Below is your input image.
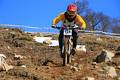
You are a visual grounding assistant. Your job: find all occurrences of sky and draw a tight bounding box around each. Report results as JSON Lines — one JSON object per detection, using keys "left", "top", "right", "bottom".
{"left": 0, "top": 0, "right": 120, "bottom": 32}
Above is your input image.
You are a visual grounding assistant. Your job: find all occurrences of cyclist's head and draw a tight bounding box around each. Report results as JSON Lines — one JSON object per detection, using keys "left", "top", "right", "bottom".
{"left": 67, "top": 4, "right": 77, "bottom": 18}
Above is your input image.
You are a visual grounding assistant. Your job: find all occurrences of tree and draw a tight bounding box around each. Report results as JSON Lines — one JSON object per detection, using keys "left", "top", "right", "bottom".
{"left": 74, "top": 0, "right": 89, "bottom": 16}
{"left": 74, "top": 0, "right": 112, "bottom": 32}
{"left": 95, "top": 12, "right": 111, "bottom": 32}
{"left": 112, "top": 19, "right": 120, "bottom": 33}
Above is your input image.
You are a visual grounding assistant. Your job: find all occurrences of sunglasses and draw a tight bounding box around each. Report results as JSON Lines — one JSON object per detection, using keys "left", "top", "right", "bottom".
{"left": 67, "top": 11, "right": 76, "bottom": 16}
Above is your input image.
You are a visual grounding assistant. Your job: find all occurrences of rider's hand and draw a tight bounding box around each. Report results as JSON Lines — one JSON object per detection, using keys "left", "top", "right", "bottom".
{"left": 74, "top": 29, "right": 78, "bottom": 33}
{"left": 61, "top": 26, "right": 66, "bottom": 30}
{"left": 79, "top": 27, "right": 84, "bottom": 30}
{"left": 51, "top": 25, "right": 56, "bottom": 28}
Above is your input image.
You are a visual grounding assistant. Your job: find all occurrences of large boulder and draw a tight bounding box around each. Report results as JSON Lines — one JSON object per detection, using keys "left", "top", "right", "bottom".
{"left": 95, "top": 49, "right": 115, "bottom": 63}
{"left": 0, "top": 54, "right": 14, "bottom": 71}
{"left": 103, "top": 66, "right": 117, "bottom": 78}
{"left": 43, "top": 39, "right": 52, "bottom": 44}
{"left": 76, "top": 45, "right": 86, "bottom": 52}
{"left": 0, "top": 54, "right": 6, "bottom": 64}
{"left": 116, "top": 46, "right": 120, "bottom": 55}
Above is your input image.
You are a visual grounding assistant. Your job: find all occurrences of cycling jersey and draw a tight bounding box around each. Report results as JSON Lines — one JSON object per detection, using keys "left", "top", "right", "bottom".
{"left": 52, "top": 12, "right": 86, "bottom": 29}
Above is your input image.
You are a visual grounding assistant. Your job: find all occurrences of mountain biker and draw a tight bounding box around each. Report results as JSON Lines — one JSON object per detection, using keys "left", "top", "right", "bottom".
{"left": 52, "top": 4, "right": 86, "bottom": 57}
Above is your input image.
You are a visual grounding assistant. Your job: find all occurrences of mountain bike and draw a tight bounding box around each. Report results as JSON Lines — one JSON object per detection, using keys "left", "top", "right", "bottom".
{"left": 54, "top": 25, "right": 79, "bottom": 66}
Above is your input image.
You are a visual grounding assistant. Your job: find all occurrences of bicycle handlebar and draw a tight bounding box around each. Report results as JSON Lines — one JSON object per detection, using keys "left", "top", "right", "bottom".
{"left": 53, "top": 25, "right": 81, "bottom": 30}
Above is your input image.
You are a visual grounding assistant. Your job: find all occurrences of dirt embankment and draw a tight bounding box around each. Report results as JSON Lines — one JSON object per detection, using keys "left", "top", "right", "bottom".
{"left": 0, "top": 27, "right": 120, "bottom": 80}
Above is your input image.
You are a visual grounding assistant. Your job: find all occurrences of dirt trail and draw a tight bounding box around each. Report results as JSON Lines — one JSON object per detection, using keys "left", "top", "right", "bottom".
{"left": 0, "top": 28, "right": 120, "bottom": 80}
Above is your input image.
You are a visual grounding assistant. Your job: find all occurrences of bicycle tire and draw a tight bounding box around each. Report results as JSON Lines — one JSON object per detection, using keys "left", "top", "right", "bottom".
{"left": 63, "top": 37, "right": 69, "bottom": 66}
{"left": 67, "top": 39, "right": 72, "bottom": 64}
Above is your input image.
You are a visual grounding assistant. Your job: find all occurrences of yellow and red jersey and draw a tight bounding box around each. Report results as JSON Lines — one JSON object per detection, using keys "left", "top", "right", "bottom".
{"left": 52, "top": 12, "right": 86, "bottom": 29}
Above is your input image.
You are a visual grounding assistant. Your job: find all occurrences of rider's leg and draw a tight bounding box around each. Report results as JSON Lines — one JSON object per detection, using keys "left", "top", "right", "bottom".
{"left": 72, "top": 29, "right": 78, "bottom": 49}
{"left": 58, "top": 30, "right": 64, "bottom": 57}
{"left": 71, "top": 29, "right": 78, "bottom": 55}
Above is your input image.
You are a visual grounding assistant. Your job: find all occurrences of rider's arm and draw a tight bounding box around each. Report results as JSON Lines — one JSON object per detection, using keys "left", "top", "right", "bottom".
{"left": 75, "top": 15, "right": 86, "bottom": 29}
{"left": 52, "top": 13, "right": 64, "bottom": 25}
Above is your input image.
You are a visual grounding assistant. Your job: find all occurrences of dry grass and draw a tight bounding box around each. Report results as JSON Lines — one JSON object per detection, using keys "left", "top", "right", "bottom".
{"left": 0, "top": 27, "right": 120, "bottom": 80}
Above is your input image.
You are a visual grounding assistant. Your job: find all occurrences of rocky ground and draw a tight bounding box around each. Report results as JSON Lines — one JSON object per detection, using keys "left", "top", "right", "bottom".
{"left": 0, "top": 27, "right": 120, "bottom": 80}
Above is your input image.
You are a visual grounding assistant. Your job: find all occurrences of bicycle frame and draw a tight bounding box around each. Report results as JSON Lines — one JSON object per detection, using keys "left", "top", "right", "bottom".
{"left": 63, "top": 32, "right": 73, "bottom": 66}
{"left": 54, "top": 25, "right": 79, "bottom": 66}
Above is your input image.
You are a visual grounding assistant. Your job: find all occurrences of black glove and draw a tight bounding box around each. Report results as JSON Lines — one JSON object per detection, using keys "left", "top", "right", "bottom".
{"left": 51, "top": 25, "right": 56, "bottom": 28}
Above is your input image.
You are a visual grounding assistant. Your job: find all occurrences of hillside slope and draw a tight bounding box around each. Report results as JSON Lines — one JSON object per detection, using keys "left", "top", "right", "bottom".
{"left": 0, "top": 27, "right": 120, "bottom": 80}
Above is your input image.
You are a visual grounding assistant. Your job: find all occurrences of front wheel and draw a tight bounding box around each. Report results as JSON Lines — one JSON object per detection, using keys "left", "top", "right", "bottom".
{"left": 63, "top": 38, "right": 68, "bottom": 66}
{"left": 63, "top": 37, "right": 72, "bottom": 66}
{"left": 67, "top": 40, "right": 72, "bottom": 63}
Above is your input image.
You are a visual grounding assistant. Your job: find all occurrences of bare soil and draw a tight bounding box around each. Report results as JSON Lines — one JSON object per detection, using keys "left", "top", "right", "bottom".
{"left": 0, "top": 27, "right": 120, "bottom": 80}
